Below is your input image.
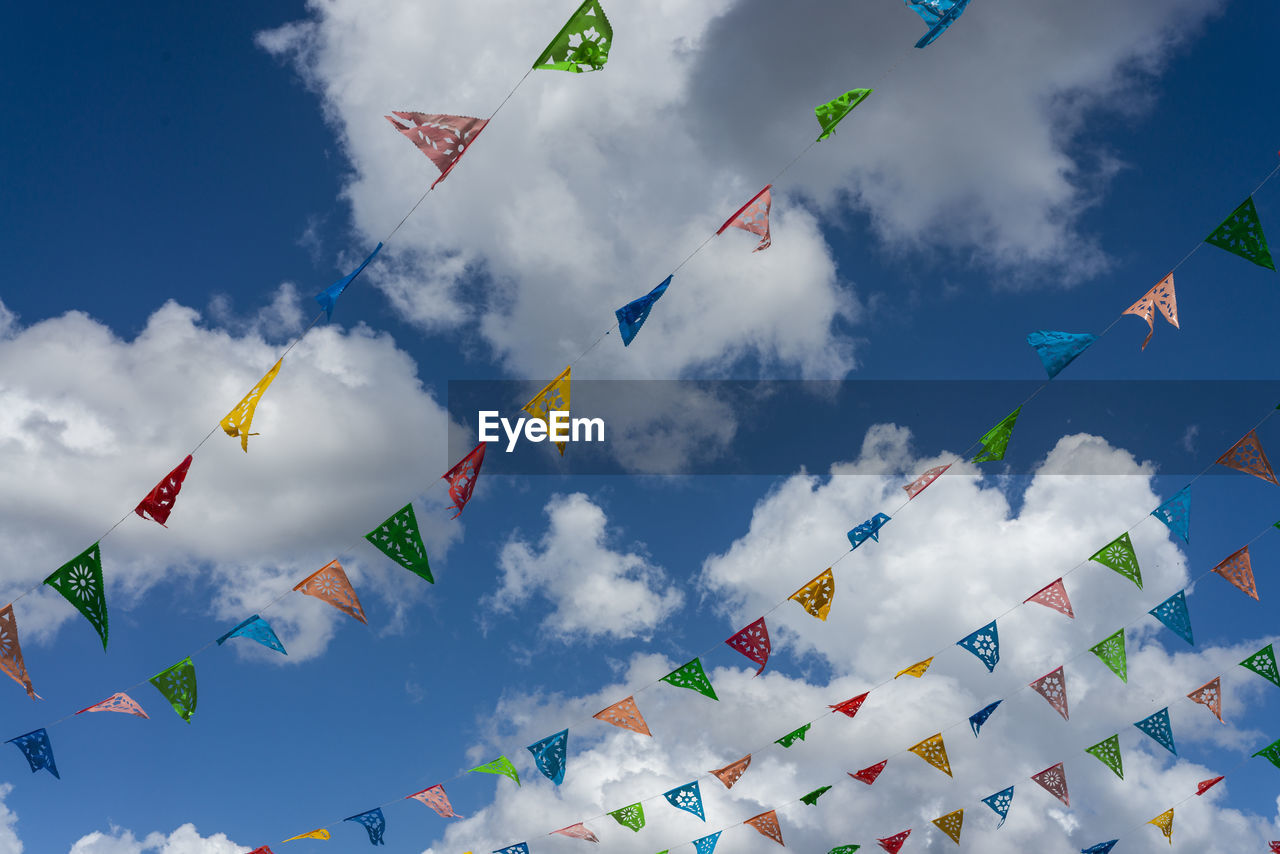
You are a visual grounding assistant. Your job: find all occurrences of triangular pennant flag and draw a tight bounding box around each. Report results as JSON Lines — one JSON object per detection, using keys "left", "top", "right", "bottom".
{"left": 616, "top": 276, "right": 672, "bottom": 346}
{"left": 495, "top": 845, "right": 529, "bottom": 854}
{"left": 385, "top": 112, "right": 489, "bottom": 188}
{"left": 0, "top": 605, "right": 36, "bottom": 698}
{"left": 908, "top": 733, "right": 952, "bottom": 777}
{"left": 344, "top": 808, "right": 385, "bottom": 846}
{"left": 775, "top": 723, "right": 811, "bottom": 748}
{"left": 1187, "top": 677, "right": 1223, "bottom": 722}
{"left": 829, "top": 847, "right": 861, "bottom": 854}
{"left": 77, "top": 692, "right": 148, "bottom": 718}
{"left": 1026, "top": 331, "right": 1097, "bottom": 379}
{"left": 932, "top": 809, "right": 963, "bottom": 844}
{"left": 1081, "top": 841, "right": 1118, "bottom": 854}
{"left": 6, "top": 728, "right": 58, "bottom": 779}
{"left": 533, "top": 0, "right": 613, "bottom": 72}
{"left": 744, "top": 811, "right": 784, "bottom": 846}
{"left": 134, "top": 454, "right": 193, "bottom": 526}
{"left": 1085, "top": 734, "right": 1124, "bottom": 779}
{"left": 1151, "top": 486, "right": 1190, "bottom": 543}
{"left": 1089, "top": 629, "right": 1127, "bottom": 683}
{"left": 366, "top": 503, "right": 433, "bottom": 583}
{"left": 216, "top": 615, "right": 287, "bottom": 655}
{"left": 660, "top": 658, "right": 718, "bottom": 700}
{"left": 982, "top": 786, "right": 1013, "bottom": 828}
{"left": 1134, "top": 708, "right": 1177, "bottom": 755}
{"left": 1241, "top": 643, "right": 1280, "bottom": 687}
{"left": 608, "top": 803, "right": 644, "bottom": 831}
{"left": 663, "top": 781, "right": 704, "bottom": 820}
{"left": 789, "top": 568, "right": 835, "bottom": 621}
{"left": 149, "top": 657, "right": 197, "bottom": 722}
{"left": 283, "top": 829, "right": 330, "bottom": 842}
{"left": 442, "top": 442, "right": 486, "bottom": 518}
{"left": 1212, "top": 545, "right": 1259, "bottom": 600}
{"left": 876, "top": 830, "right": 910, "bottom": 854}
{"left": 851, "top": 760, "right": 887, "bottom": 785}
{"left": 830, "top": 692, "right": 869, "bottom": 718}
{"left": 522, "top": 366, "right": 572, "bottom": 455}
{"left": 1272, "top": 844, "right": 1280, "bottom": 854}
{"left": 593, "top": 695, "right": 652, "bottom": 735}
{"left": 220, "top": 359, "right": 282, "bottom": 452}
{"left": 956, "top": 621, "right": 1000, "bottom": 672}
{"left": 1195, "top": 776, "right": 1224, "bottom": 795}
{"left": 1123, "top": 273, "right": 1179, "bottom": 350}
{"left": 1149, "top": 590, "right": 1194, "bottom": 645}
{"left": 693, "top": 832, "right": 722, "bottom": 854}
{"left": 718, "top": 186, "right": 772, "bottom": 252}
{"left": 710, "top": 754, "right": 751, "bottom": 789}
{"left": 315, "top": 243, "right": 383, "bottom": 321}
{"left": 725, "top": 616, "right": 771, "bottom": 675}
{"left": 407, "top": 784, "right": 461, "bottom": 818}
{"left": 552, "top": 824, "right": 598, "bottom": 843}
{"left": 527, "top": 729, "right": 568, "bottom": 785}
{"left": 294, "top": 560, "right": 367, "bottom": 624}
{"left": 1030, "top": 666, "right": 1069, "bottom": 720}
{"left": 1216, "top": 431, "right": 1278, "bottom": 485}
{"left": 1024, "top": 578, "right": 1074, "bottom": 618}
{"left": 43, "top": 541, "right": 108, "bottom": 650}
{"left": 1205, "top": 196, "right": 1276, "bottom": 270}
{"left": 799, "top": 785, "right": 831, "bottom": 806}
{"left": 969, "top": 700, "right": 1001, "bottom": 737}
{"left": 249, "top": 847, "right": 275, "bottom": 854}
{"left": 468, "top": 756, "right": 520, "bottom": 786}
{"left": 896, "top": 657, "right": 933, "bottom": 679}
{"left": 847, "top": 513, "right": 891, "bottom": 549}
{"left": 1147, "top": 807, "right": 1174, "bottom": 845}
{"left": 1030, "top": 762, "right": 1069, "bottom": 806}
{"left": 903, "top": 463, "right": 951, "bottom": 499}
{"left": 1089, "top": 532, "right": 1143, "bottom": 589}
{"left": 1252, "top": 737, "right": 1280, "bottom": 768}
{"left": 972, "top": 407, "right": 1021, "bottom": 462}
{"left": 815, "top": 89, "right": 872, "bottom": 141}
{"left": 905, "top": 0, "right": 973, "bottom": 48}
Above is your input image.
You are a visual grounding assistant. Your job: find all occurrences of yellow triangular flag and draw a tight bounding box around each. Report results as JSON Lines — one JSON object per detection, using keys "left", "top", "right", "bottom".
{"left": 220, "top": 358, "right": 283, "bottom": 452}
{"left": 788, "top": 568, "right": 835, "bottom": 621}
{"left": 284, "top": 828, "right": 331, "bottom": 841}
{"left": 1148, "top": 808, "right": 1174, "bottom": 845}
{"left": 522, "top": 365, "right": 572, "bottom": 455}
{"left": 931, "top": 809, "right": 963, "bottom": 844}
{"left": 895, "top": 657, "right": 933, "bottom": 679}
{"left": 908, "top": 733, "right": 952, "bottom": 777}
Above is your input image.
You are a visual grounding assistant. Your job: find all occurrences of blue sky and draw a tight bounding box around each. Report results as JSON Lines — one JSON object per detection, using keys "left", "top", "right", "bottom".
{"left": 2, "top": 1, "right": 1280, "bottom": 853}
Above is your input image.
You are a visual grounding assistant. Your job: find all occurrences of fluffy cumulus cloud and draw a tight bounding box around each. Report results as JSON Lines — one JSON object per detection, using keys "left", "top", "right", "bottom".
{"left": 0, "top": 293, "right": 458, "bottom": 662}
{"left": 0, "top": 785, "right": 20, "bottom": 854}
{"left": 257, "top": 0, "right": 1221, "bottom": 381}
{"left": 491, "top": 493, "right": 683, "bottom": 641}
{"left": 68, "top": 823, "right": 246, "bottom": 854}
{"left": 416, "top": 427, "right": 1270, "bottom": 853}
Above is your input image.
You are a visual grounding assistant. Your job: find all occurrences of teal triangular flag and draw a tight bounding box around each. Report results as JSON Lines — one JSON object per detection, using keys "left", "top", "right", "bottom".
{"left": 1026, "top": 331, "right": 1096, "bottom": 379}
{"left": 1134, "top": 707, "right": 1177, "bottom": 755}
{"left": 1151, "top": 486, "right": 1190, "bottom": 543}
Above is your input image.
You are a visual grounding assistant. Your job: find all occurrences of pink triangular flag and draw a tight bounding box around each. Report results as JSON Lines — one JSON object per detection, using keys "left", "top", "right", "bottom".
{"left": 385, "top": 112, "right": 489, "bottom": 188}
{"left": 1029, "top": 666, "right": 1069, "bottom": 720}
{"left": 903, "top": 463, "right": 951, "bottom": 499}
{"left": 717, "top": 185, "right": 772, "bottom": 251}
{"left": 1216, "top": 430, "right": 1278, "bottom": 485}
{"left": 1024, "top": 578, "right": 1074, "bottom": 618}
{"left": 1212, "top": 545, "right": 1259, "bottom": 600}
{"left": 407, "top": 784, "right": 462, "bottom": 818}
{"left": 551, "top": 824, "right": 599, "bottom": 843}
{"left": 1188, "top": 677, "right": 1224, "bottom": 722}
{"left": 724, "top": 616, "right": 770, "bottom": 675}
{"left": 76, "top": 691, "right": 148, "bottom": 718}
{"left": 1123, "top": 273, "right": 1178, "bottom": 350}
{"left": 1031, "top": 762, "right": 1070, "bottom": 806}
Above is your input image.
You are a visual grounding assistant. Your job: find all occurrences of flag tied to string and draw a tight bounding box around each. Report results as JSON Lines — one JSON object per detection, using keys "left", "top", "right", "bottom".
{"left": 77, "top": 691, "right": 148, "bottom": 718}
{"left": 0, "top": 605, "right": 36, "bottom": 698}
{"left": 134, "top": 455, "right": 192, "bottom": 526}
{"left": 593, "top": 695, "right": 651, "bottom": 735}
{"left": 1026, "top": 331, "right": 1096, "bottom": 378}
{"left": 407, "top": 784, "right": 461, "bottom": 818}
{"left": 522, "top": 366, "right": 572, "bottom": 455}
{"left": 903, "top": 0, "right": 973, "bottom": 48}
{"left": 816, "top": 89, "right": 872, "bottom": 140}
{"left": 616, "top": 276, "right": 671, "bottom": 346}
{"left": 44, "top": 542, "right": 108, "bottom": 650}
{"left": 294, "top": 560, "right": 367, "bottom": 624}
{"left": 1123, "top": 273, "right": 1178, "bottom": 350}
{"left": 442, "top": 442, "right": 486, "bottom": 518}
{"left": 315, "top": 243, "right": 383, "bottom": 321}
{"left": 1205, "top": 196, "right": 1275, "bottom": 271}
{"left": 725, "top": 616, "right": 770, "bottom": 675}
{"left": 386, "top": 112, "right": 488, "bottom": 188}
{"left": 150, "top": 657, "right": 197, "bottom": 722}
{"left": 533, "top": 0, "right": 613, "bottom": 72}
{"left": 6, "top": 728, "right": 58, "bottom": 779}
{"left": 220, "top": 359, "right": 282, "bottom": 452}
{"left": 718, "top": 186, "right": 772, "bottom": 251}
{"left": 366, "top": 503, "right": 433, "bottom": 583}
{"left": 216, "top": 615, "right": 287, "bottom": 655}
{"left": 932, "top": 808, "right": 964, "bottom": 844}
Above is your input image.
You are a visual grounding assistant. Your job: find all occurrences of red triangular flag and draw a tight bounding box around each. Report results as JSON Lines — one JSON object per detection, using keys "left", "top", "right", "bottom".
{"left": 830, "top": 692, "right": 869, "bottom": 718}
{"left": 1216, "top": 430, "right": 1278, "bottom": 485}
{"left": 1212, "top": 545, "right": 1259, "bottom": 600}
{"left": 1031, "top": 762, "right": 1070, "bottom": 806}
{"left": 551, "top": 824, "right": 599, "bottom": 843}
{"left": 851, "top": 759, "right": 887, "bottom": 785}
{"left": 0, "top": 605, "right": 36, "bottom": 699}
{"left": 1269, "top": 842, "right": 1280, "bottom": 854}
{"left": 386, "top": 112, "right": 489, "bottom": 188}
{"left": 725, "top": 616, "right": 770, "bottom": 675}
{"left": 442, "top": 443, "right": 486, "bottom": 518}
{"left": 1188, "top": 677, "right": 1224, "bottom": 722}
{"left": 134, "top": 454, "right": 193, "bottom": 526}
{"left": 1195, "top": 775, "right": 1224, "bottom": 795}
{"left": 1029, "top": 666, "right": 1069, "bottom": 720}
{"left": 744, "top": 810, "right": 785, "bottom": 846}
{"left": 877, "top": 830, "right": 911, "bottom": 854}
{"left": 717, "top": 185, "right": 772, "bottom": 251}
{"left": 1024, "top": 577, "right": 1074, "bottom": 618}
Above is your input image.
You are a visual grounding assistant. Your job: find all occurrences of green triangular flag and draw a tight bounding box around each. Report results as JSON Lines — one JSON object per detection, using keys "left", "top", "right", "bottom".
{"left": 43, "top": 541, "right": 109, "bottom": 650}
{"left": 468, "top": 756, "right": 520, "bottom": 786}
{"left": 815, "top": 89, "right": 872, "bottom": 141}
{"left": 1252, "top": 737, "right": 1280, "bottom": 769}
{"left": 1089, "top": 628, "right": 1128, "bottom": 683}
{"left": 972, "top": 407, "right": 1021, "bottom": 462}
{"left": 365, "top": 503, "right": 432, "bottom": 583}
{"left": 1205, "top": 196, "right": 1276, "bottom": 271}
{"left": 533, "top": 0, "right": 612, "bottom": 73}
{"left": 775, "top": 723, "right": 811, "bottom": 748}
{"left": 828, "top": 847, "right": 861, "bottom": 854}
{"left": 800, "top": 785, "right": 832, "bottom": 805}
{"left": 609, "top": 802, "right": 645, "bottom": 831}
{"left": 661, "top": 657, "right": 718, "bottom": 700}
{"left": 1085, "top": 734, "right": 1124, "bottom": 779}
{"left": 1240, "top": 643, "right": 1280, "bottom": 688}
{"left": 1089, "top": 532, "right": 1143, "bottom": 589}
{"left": 150, "top": 657, "right": 197, "bottom": 722}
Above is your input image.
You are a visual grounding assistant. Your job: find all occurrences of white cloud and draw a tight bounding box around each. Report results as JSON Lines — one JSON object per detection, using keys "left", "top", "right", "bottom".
{"left": 0, "top": 785, "right": 21, "bottom": 854}
{"left": 68, "top": 823, "right": 247, "bottom": 854}
{"left": 491, "top": 493, "right": 683, "bottom": 641}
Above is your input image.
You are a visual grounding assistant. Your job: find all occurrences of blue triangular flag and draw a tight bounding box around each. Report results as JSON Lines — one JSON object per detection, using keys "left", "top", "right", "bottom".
{"left": 1148, "top": 590, "right": 1193, "bottom": 645}
{"left": 957, "top": 621, "right": 1000, "bottom": 672}
{"left": 494, "top": 845, "right": 530, "bottom": 854}
{"left": 527, "top": 729, "right": 568, "bottom": 785}
{"left": 615, "top": 275, "right": 672, "bottom": 346}
{"left": 1026, "top": 331, "right": 1097, "bottom": 379}
{"left": 6, "top": 728, "right": 58, "bottom": 779}
{"left": 969, "top": 700, "right": 1001, "bottom": 736}
{"left": 1151, "top": 486, "right": 1190, "bottom": 543}
{"left": 981, "top": 785, "right": 1013, "bottom": 828}
{"left": 1081, "top": 841, "right": 1118, "bottom": 854}
{"left": 316, "top": 242, "right": 384, "bottom": 321}
{"left": 693, "top": 832, "right": 722, "bottom": 854}
{"left": 905, "top": 0, "right": 973, "bottom": 48}
{"left": 344, "top": 807, "right": 386, "bottom": 845}
{"left": 216, "top": 614, "right": 287, "bottom": 655}
{"left": 663, "top": 781, "right": 705, "bottom": 820}
{"left": 1134, "top": 707, "right": 1177, "bottom": 755}
{"left": 847, "top": 512, "right": 891, "bottom": 550}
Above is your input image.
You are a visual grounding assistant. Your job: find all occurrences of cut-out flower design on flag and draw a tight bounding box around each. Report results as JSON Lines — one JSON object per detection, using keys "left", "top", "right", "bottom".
{"left": 1212, "top": 545, "right": 1259, "bottom": 599}
{"left": 847, "top": 513, "right": 891, "bottom": 550}
{"left": 0, "top": 605, "right": 36, "bottom": 698}
{"left": 908, "top": 733, "right": 952, "bottom": 777}
{"left": 532, "top": 0, "right": 613, "bottom": 72}
{"left": 365, "top": 503, "right": 433, "bottom": 583}
{"left": 1089, "top": 532, "right": 1143, "bottom": 589}
{"left": 1149, "top": 590, "right": 1193, "bottom": 645}
{"left": 1031, "top": 762, "right": 1069, "bottom": 806}
{"left": 1085, "top": 734, "right": 1124, "bottom": 779}
{"left": 1216, "top": 430, "right": 1278, "bottom": 485}
{"left": 660, "top": 658, "right": 717, "bottom": 700}
{"left": 982, "top": 786, "right": 1013, "bottom": 828}
{"left": 1134, "top": 708, "right": 1177, "bottom": 755}
{"left": 385, "top": 112, "right": 489, "bottom": 188}
{"left": 972, "top": 407, "right": 1021, "bottom": 462}
{"left": 294, "top": 560, "right": 367, "bottom": 624}
{"left": 77, "top": 691, "right": 148, "bottom": 718}
{"left": 815, "top": 89, "right": 872, "bottom": 140}
{"left": 468, "top": 756, "right": 520, "bottom": 786}
{"left": 1150, "top": 485, "right": 1190, "bottom": 542}
{"left": 1241, "top": 643, "right": 1280, "bottom": 687}
{"left": 710, "top": 754, "right": 751, "bottom": 789}
{"left": 1204, "top": 196, "right": 1275, "bottom": 270}
{"left": 1195, "top": 776, "right": 1224, "bottom": 795}
{"left": 1147, "top": 808, "right": 1174, "bottom": 845}
{"left": 1123, "top": 273, "right": 1179, "bottom": 350}
{"left": 775, "top": 723, "right": 811, "bottom": 748}
{"left": 896, "top": 657, "right": 933, "bottom": 679}
{"left": 609, "top": 803, "right": 644, "bottom": 832}
{"left": 956, "top": 621, "right": 1000, "bottom": 672}
{"left": 345, "top": 808, "right": 386, "bottom": 846}
{"left": 43, "top": 542, "right": 108, "bottom": 650}
{"left": 663, "top": 781, "right": 704, "bottom": 820}
{"left": 149, "top": 657, "right": 197, "bottom": 722}
{"left": 527, "top": 729, "right": 568, "bottom": 785}
{"left": 1024, "top": 577, "right": 1074, "bottom": 618}
{"left": 1089, "top": 629, "right": 1127, "bottom": 683}
{"left": 693, "top": 832, "right": 722, "bottom": 854}
{"left": 1188, "top": 677, "right": 1224, "bottom": 722}
{"left": 725, "top": 616, "right": 771, "bottom": 675}
{"left": 593, "top": 695, "right": 651, "bottom": 735}
{"left": 615, "top": 277, "right": 672, "bottom": 347}
{"left": 522, "top": 366, "right": 572, "bottom": 455}
{"left": 744, "top": 810, "right": 784, "bottom": 846}
{"left": 1030, "top": 666, "right": 1069, "bottom": 720}
{"left": 932, "top": 808, "right": 964, "bottom": 844}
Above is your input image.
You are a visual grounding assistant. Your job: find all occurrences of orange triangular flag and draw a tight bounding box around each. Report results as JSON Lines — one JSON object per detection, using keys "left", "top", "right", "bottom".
{"left": 895, "top": 657, "right": 933, "bottom": 679}
{"left": 710, "top": 754, "right": 751, "bottom": 789}
{"left": 1212, "top": 545, "right": 1259, "bottom": 600}
{"left": 1188, "top": 677, "right": 1224, "bottom": 722}
{"left": 1216, "top": 430, "right": 1278, "bottom": 485}
{"left": 908, "top": 733, "right": 952, "bottom": 777}
{"left": 789, "top": 568, "right": 835, "bottom": 621}
{"left": 294, "top": 560, "right": 368, "bottom": 624}
{"left": 593, "top": 695, "right": 651, "bottom": 736}
{"left": 744, "top": 811, "right": 784, "bottom": 846}
{"left": 0, "top": 605, "right": 36, "bottom": 699}
{"left": 1123, "top": 273, "right": 1178, "bottom": 350}
{"left": 932, "top": 809, "right": 963, "bottom": 844}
